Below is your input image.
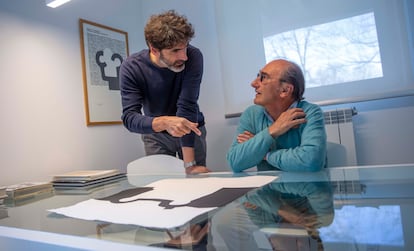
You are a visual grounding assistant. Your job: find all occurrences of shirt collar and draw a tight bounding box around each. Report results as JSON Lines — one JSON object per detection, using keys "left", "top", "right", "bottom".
{"left": 264, "top": 101, "right": 299, "bottom": 122}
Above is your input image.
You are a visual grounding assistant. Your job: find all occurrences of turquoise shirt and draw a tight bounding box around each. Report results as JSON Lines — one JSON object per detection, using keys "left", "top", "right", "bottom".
{"left": 226, "top": 101, "right": 327, "bottom": 172}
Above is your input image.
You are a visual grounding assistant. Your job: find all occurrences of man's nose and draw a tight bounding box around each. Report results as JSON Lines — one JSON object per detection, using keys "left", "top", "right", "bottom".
{"left": 251, "top": 77, "right": 260, "bottom": 88}
{"left": 178, "top": 50, "right": 188, "bottom": 61}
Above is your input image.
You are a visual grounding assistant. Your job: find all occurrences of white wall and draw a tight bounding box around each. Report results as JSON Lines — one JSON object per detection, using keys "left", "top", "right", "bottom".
{"left": 0, "top": 0, "right": 235, "bottom": 187}
{"left": 1, "top": 0, "right": 414, "bottom": 186}
{"left": 0, "top": 0, "right": 146, "bottom": 186}
{"left": 322, "top": 96, "right": 414, "bottom": 166}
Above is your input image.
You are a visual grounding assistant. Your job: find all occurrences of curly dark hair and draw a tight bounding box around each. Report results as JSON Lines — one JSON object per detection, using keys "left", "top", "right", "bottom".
{"left": 144, "top": 10, "right": 195, "bottom": 50}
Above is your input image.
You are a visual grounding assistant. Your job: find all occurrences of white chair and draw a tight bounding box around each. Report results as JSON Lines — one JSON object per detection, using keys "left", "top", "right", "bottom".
{"left": 125, "top": 154, "right": 207, "bottom": 249}
{"left": 127, "top": 154, "right": 185, "bottom": 175}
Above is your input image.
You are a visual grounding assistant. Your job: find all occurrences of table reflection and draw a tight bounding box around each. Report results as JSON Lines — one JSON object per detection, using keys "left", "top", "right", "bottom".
{"left": 212, "top": 172, "right": 334, "bottom": 251}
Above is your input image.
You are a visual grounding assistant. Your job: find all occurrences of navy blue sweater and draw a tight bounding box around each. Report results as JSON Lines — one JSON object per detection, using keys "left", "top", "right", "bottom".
{"left": 119, "top": 45, "right": 205, "bottom": 147}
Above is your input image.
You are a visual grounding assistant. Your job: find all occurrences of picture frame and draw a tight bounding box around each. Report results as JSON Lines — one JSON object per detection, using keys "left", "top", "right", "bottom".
{"left": 79, "top": 19, "right": 129, "bottom": 126}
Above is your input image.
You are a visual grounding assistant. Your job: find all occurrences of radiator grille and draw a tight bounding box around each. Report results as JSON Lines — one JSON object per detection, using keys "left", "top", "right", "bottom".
{"left": 324, "top": 107, "right": 357, "bottom": 125}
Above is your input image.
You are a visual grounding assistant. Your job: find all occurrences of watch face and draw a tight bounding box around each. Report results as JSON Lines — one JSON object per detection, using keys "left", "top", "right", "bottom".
{"left": 184, "top": 160, "right": 196, "bottom": 169}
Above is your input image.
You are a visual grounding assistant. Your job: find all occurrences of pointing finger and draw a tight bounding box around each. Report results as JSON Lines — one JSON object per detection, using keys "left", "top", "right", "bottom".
{"left": 190, "top": 125, "right": 201, "bottom": 136}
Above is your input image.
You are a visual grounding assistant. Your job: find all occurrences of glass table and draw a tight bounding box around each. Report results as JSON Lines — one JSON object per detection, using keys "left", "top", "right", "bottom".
{"left": 1, "top": 164, "right": 413, "bottom": 251}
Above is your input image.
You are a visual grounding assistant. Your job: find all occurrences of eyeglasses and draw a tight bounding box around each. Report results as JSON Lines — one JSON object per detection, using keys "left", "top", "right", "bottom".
{"left": 256, "top": 72, "right": 286, "bottom": 84}
{"left": 257, "top": 72, "right": 271, "bottom": 82}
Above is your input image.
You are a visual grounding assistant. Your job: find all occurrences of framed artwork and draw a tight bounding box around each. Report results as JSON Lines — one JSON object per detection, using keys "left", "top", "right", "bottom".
{"left": 79, "top": 19, "right": 129, "bottom": 125}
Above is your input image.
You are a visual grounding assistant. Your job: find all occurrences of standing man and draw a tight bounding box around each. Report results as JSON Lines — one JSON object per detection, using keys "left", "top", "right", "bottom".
{"left": 227, "top": 59, "right": 327, "bottom": 172}
{"left": 120, "top": 10, "right": 209, "bottom": 174}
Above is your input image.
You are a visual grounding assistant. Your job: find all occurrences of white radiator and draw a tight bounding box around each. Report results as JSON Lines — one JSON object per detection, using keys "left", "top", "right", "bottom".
{"left": 324, "top": 107, "right": 358, "bottom": 167}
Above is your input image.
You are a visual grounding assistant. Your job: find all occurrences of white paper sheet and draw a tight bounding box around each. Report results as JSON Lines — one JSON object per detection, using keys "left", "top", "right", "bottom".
{"left": 48, "top": 175, "right": 277, "bottom": 229}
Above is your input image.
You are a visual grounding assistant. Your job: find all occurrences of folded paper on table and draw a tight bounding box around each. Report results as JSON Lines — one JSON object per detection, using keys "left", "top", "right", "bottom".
{"left": 48, "top": 175, "right": 277, "bottom": 229}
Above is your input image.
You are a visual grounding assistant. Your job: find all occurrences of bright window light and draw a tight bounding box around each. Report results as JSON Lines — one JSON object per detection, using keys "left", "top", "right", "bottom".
{"left": 319, "top": 205, "right": 404, "bottom": 246}
{"left": 263, "top": 12, "right": 383, "bottom": 88}
{"left": 46, "top": 0, "right": 71, "bottom": 8}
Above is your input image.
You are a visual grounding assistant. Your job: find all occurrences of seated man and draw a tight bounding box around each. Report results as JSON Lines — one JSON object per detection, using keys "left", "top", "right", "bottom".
{"left": 226, "top": 59, "right": 327, "bottom": 172}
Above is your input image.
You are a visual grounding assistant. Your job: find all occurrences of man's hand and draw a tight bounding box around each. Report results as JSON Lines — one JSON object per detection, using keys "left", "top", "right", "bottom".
{"left": 153, "top": 116, "right": 201, "bottom": 137}
{"left": 166, "top": 222, "right": 210, "bottom": 246}
{"left": 237, "top": 131, "right": 255, "bottom": 143}
{"left": 236, "top": 131, "right": 267, "bottom": 160}
{"left": 278, "top": 204, "right": 318, "bottom": 230}
{"left": 186, "top": 165, "right": 211, "bottom": 174}
{"left": 243, "top": 201, "right": 258, "bottom": 210}
{"left": 268, "top": 108, "right": 306, "bottom": 137}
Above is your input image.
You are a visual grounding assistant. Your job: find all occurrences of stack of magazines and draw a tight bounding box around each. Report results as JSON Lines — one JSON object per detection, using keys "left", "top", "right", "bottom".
{"left": 5, "top": 182, "right": 54, "bottom": 206}
{"left": 0, "top": 187, "right": 7, "bottom": 219}
{"left": 0, "top": 186, "right": 6, "bottom": 204}
{"left": 52, "top": 169, "right": 126, "bottom": 190}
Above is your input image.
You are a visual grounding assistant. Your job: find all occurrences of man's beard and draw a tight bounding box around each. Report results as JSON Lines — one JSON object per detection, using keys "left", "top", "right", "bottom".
{"left": 160, "top": 53, "right": 185, "bottom": 73}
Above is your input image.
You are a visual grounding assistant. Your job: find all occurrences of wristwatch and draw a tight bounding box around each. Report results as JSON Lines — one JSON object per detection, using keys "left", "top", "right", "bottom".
{"left": 184, "top": 160, "right": 197, "bottom": 169}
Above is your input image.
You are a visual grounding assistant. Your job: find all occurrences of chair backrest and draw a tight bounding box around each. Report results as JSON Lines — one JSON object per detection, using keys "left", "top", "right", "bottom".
{"left": 127, "top": 154, "right": 184, "bottom": 175}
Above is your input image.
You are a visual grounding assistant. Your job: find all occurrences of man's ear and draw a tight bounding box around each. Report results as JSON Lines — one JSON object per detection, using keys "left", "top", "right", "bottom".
{"left": 280, "top": 83, "right": 293, "bottom": 97}
{"left": 149, "top": 44, "right": 160, "bottom": 55}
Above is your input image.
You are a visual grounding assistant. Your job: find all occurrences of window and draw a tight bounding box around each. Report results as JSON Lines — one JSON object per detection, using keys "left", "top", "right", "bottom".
{"left": 319, "top": 205, "right": 404, "bottom": 246}
{"left": 215, "top": 0, "right": 414, "bottom": 118}
{"left": 263, "top": 12, "right": 383, "bottom": 88}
